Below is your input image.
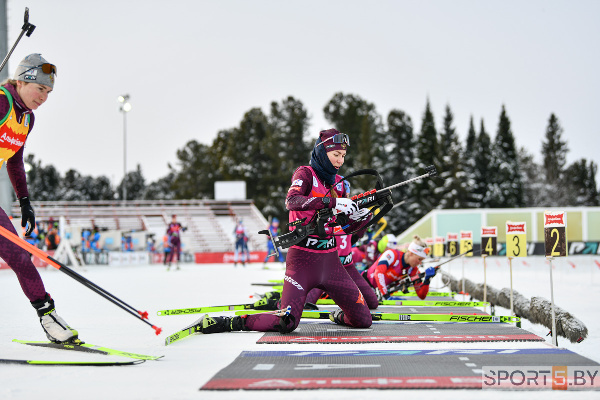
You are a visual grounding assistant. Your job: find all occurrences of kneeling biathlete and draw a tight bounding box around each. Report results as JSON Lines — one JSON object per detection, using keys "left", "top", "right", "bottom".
{"left": 197, "top": 129, "right": 373, "bottom": 334}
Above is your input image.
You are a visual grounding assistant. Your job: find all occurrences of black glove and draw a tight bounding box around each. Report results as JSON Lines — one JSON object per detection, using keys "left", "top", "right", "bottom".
{"left": 19, "top": 196, "right": 35, "bottom": 236}
{"left": 375, "top": 288, "right": 390, "bottom": 302}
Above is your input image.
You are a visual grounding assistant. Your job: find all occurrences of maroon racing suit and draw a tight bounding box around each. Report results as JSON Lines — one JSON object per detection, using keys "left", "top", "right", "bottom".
{"left": 0, "top": 83, "right": 47, "bottom": 302}
{"left": 166, "top": 222, "right": 183, "bottom": 263}
{"left": 306, "top": 229, "right": 379, "bottom": 309}
{"left": 244, "top": 166, "right": 372, "bottom": 332}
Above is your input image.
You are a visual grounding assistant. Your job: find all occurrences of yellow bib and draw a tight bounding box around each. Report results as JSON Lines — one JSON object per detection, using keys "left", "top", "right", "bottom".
{"left": 0, "top": 87, "right": 30, "bottom": 169}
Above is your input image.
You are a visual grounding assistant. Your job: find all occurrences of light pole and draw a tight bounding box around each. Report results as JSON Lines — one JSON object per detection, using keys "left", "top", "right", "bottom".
{"left": 118, "top": 94, "right": 131, "bottom": 203}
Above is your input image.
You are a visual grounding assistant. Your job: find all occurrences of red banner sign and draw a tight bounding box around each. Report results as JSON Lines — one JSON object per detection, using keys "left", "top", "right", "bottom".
{"left": 506, "top": 223, "right": 526, "bottom": 233}
{"left": 544, "top": 212, "right": 565, "bottom": 227}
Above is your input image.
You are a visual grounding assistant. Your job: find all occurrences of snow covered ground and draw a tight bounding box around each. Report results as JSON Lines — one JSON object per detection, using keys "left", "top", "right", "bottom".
{"left": 1, "top": 255, "right": 598, "bottom": 399}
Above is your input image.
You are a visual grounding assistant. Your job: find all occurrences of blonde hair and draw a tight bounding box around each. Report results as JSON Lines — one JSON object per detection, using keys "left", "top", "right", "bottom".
{"left": 0, "top": 79, "right": 19, "bottom": 87}
{"left": 412, "top": 235, "right": 427, "bottom": 247}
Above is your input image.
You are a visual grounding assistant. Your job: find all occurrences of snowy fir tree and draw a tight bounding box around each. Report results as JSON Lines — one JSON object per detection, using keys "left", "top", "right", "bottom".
{"left": 170, "top": 140, "right": 219, "bottom": 200}
{"left": 23, "top": 154, "right": 62, "bottom": 201}
{"left": 143, "top": 173, "right": 176, "bottom": 200}
{"left": 518, "top": 147, "right": 544, "bottom": 207}
{"left": 542, "top": 113, "right": 568, "bottom": 182}
{"left": 116, "top": 165, "right": 146, "bottom": 201}
{"left": 465, "top": 116, "right": 477, "bottom": 155}
{"left": 383, "top": 108, "right": 416, "bottom": 232}
{"left": 408, "top": 99, "right": 441, "bottom": 222}
{"left": 564, "top": 159, "right": 600, "bottom": 206}
{"left": 539, "top": 113, "right": 570, "bottom": 205}
{"left": 470, "top": 120, "right": 493, "bottom": 208}
{"left": 437, "top": 105, "right": 470, "bottom": 210}
{"left": 266, "top": 96, "right": 312, "bottom": 220}
{"left": 484, "top": 105, "right": 524, "bottom": 208}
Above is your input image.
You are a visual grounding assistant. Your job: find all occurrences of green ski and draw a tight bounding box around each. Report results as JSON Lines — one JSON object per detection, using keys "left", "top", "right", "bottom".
{"left": 164, "top": 316, "right": 204, "bottom": 346}
{"left": 157, "top": 299, "right": 315, "bottom": 317}
{"left": 0, "top": 358, "right": 144, "bottom": 366}
{"left": 12, "top": 339, "right": 163, "bottom": 361}
{"left": 158, "top": 304, "right": 255, "bottom": 316}
{"left": 235, "top": 310, "right": 519, "bottom": 323}
{"left": 316, "top": 299, "right": 489, "bottom": 307}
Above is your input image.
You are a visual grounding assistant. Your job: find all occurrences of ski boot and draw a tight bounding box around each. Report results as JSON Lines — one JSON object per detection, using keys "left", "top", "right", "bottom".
{"left": 261, "top": 291, "right": 281, "bottom": 301}
{"left": 32, "top": 294, "right": 79, "bottom": 344}
{"left": 329, "top": 309, "right": 347, "bottom": 326}
{"left": 252, "top": 297, "right": 279, "bottom": 310}
{"left": 198, "top": 314, "right": 248, "bottom": 334}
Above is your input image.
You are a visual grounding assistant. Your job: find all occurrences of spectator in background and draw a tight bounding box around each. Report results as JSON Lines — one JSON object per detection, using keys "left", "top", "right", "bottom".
{"left": 121, "top": 233, "right": 133, "bottom": 252}
{"left": 263, "top": 217, "right": 284, "bottom": 267}
{"left": 45, "top": 224, "right": 60, "bottom": 251}
{"left": 233, "top": 219, "right": 247, "bottom": 267}
{"left": 162, "top": 234, "right": 171, "bottom": 265}
{"left": 81, "top": 229, "right": 91, "bottom": 253}
{"left": 89, "top": 226, "right": 101, "bottom": 252}
{"left": 147, "top": 235, "right": 156, "bottom": 253}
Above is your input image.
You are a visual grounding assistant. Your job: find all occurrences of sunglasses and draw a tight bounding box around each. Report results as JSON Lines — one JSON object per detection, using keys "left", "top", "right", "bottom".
{"left": 18, "top": 63, "right": 58, "bottom": 77}
{"left": 317, "top": 133, "right": 350, "bottom": 148}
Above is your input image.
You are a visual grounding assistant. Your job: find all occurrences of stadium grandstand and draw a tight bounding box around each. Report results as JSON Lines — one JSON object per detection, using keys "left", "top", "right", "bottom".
{"left": 10, "top": 200, "right": 269, "bottom": 254}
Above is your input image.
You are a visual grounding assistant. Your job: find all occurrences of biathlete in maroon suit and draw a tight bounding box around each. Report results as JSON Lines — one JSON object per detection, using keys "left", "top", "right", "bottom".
{"left": 196, "top": 129, "right": 373, "bottom": 334}
{"left": 166, "top": 214, "right": 185, "bottom": 270}
{"left": 363, "top": 235, "right": 436, "bottom": 300}
{"left": 0, "top": 54, "right": 78, "bottom": 343}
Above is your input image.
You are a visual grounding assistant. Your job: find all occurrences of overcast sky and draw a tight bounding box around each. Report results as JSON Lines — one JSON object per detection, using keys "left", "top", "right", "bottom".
{"left": 6, "top": 0, "right": 599, "bottom": 185}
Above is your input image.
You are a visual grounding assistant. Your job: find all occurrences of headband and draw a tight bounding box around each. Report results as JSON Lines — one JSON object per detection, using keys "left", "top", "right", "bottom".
{"left": 408, "top": 242, "right": 430, "bottom": 258}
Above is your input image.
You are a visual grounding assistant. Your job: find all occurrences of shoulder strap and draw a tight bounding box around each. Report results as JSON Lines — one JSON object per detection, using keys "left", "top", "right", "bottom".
{"left": 0, "top": 87, "right": 14, "bottom": 126}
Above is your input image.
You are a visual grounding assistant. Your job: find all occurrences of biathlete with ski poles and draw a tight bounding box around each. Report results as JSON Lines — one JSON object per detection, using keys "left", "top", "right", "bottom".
{"left": 197, "top": 129, "right": 373, "bottom": 334}
{"left": 363, "top": 234, "right": 436, "bottom": 300}
{"left": 0, "top": 54, "right": 78, "bottom": 343}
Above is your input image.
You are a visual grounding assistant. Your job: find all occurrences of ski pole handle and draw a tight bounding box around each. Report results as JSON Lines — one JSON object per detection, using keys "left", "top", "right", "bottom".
{"left": 0, "top": 8, "right": 36, "bottom": 74}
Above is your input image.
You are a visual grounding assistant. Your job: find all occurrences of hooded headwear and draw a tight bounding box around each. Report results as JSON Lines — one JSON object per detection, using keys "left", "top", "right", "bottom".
{"left": 309, "top": 129, "right": 346, "bottom": 186}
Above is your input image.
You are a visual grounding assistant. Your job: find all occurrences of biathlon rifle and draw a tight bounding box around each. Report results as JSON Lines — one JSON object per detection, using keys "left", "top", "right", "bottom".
{"left": 259, "top": 166, "right": 437, "bottom": 258}
{"left": 386, "top": 248, "right": 479, "bottom": 295}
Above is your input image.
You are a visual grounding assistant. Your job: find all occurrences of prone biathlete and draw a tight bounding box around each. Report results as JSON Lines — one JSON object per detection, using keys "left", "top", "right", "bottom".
{"left": 363, "top": 235, "right": 436, "bottom": 300}
{"left": 0, "top": 54, "right": 78, "bottom": 343}
{"left": 196, "top": 129, "right": 373, "bottom": 334}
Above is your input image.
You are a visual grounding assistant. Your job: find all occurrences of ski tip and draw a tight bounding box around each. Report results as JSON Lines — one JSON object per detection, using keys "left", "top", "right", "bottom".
{"left": 153, "top": 326, "right": 162, "bottom": 335}
{"left": 139, "top": 310, "right": 149, "bottom": 320}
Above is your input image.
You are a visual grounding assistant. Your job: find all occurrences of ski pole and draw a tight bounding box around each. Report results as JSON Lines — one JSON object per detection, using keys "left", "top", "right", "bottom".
{"left": 0, "top": 225, "right": 162, "bottom": 335}
{"left": 0, "top": 7, "right": 36, "bottom": 74}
